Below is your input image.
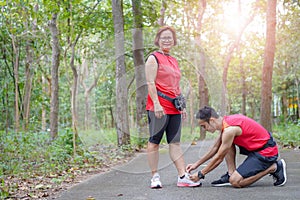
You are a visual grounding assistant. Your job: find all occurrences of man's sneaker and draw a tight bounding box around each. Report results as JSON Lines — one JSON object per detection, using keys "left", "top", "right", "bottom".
{"left": 177, "top": 173, "right": 202, "bottom": 187}
{"left": 211, "top": 172, "right": 231, "bottom": 187}
{"left": 271, "top": 159, "right": 287, "bottom": 186}
{"left": 151, "top": 173, "right": 162, "bottom": 189}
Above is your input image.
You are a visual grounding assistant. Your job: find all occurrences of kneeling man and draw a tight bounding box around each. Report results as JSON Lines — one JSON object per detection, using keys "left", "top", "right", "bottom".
{"left": 187, "top": 106, "right": 287, "bottom": 188}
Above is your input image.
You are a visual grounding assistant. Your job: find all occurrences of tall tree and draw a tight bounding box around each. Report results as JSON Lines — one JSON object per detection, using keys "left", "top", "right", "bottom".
{"left": 48, "top": 13, "right": 60, "bottom": 140}
{"left": 64, "top": 0, "right": 101, "bottom": 154}
{"left": 80, "top": 58, "right": 101, "bottom": 130}
{"left": 260, "top": 0, "right": 277, "bottom": 131}
{"left": 220, "top": 0, "right": 256, "bottom": 115}
{"left": 157, "top": 0, "right": 166, "bottom": 26}
{"left": 11, "top": 35, "right": 20, "bottom": 132}
{"left": 112, "top": 0, "right": 130, "bottom": 146}
{"left": 23, "top": 4, "right": 38, "bottom": 130}
{"left": 196, "top": 0, "right": 208, "bottom": 140}
{"left": 132, "top": 0, "right": 147, "bottom": 148}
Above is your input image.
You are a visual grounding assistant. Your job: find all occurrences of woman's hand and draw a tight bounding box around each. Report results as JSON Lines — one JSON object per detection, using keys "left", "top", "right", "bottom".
{"left": 181, "top": 108, "right": 187, "bottom": 120}
{"left": 154, "top": 103, "right": 165, "bottom": 119}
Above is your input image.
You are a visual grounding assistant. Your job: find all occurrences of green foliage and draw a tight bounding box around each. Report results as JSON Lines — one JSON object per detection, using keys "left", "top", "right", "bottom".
{"left": 273, "top": 122, "right": 300, "bottom": 147}
{"left": 0, "top": 129, "right": 104, "bottom": 197}
{"left": 0, "top": 129, "right": 88, "bottom": 177}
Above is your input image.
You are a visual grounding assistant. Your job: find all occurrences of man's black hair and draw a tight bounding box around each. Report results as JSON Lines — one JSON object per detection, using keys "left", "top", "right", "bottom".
{"left": 196, "top": 106, "right": 220, "bottom": 123}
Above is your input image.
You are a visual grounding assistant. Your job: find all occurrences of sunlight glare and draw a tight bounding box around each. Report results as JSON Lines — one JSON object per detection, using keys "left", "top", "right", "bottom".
{"left": 223, "top": 2, "right": 241, "bottom": 37}
{"left": 222, "top": 0, "right": 264, "bottom": 38}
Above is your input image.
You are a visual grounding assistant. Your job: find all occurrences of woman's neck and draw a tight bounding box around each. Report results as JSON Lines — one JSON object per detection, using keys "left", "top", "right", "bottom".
{"left": 159, "top": 49, "right": 170, "bottom": 55}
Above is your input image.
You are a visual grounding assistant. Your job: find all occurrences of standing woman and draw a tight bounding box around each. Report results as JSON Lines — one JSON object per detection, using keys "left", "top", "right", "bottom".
{"left": 145, "top": 26, "right": 200, "bottom": 188}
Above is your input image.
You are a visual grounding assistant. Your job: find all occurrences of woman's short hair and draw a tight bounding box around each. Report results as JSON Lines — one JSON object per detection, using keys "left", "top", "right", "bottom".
{"left": 154, "top": 26, "right": 177, "bottom": 47}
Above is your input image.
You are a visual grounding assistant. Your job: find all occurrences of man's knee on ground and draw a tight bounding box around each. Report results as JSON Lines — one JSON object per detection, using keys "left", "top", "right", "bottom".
{"left": 229, "top": 179, "right": 242, "bottom": 188}
{"left": 229, "top": 172, "right": 243, "bottom": 188}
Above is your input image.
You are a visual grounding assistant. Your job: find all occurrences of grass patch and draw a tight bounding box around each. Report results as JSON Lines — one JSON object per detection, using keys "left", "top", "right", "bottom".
{"left": 78, "top": 125, "right": 218, "bottom": 149}
{"left": 79, "top": 129, "right": 118, "bottom": 146}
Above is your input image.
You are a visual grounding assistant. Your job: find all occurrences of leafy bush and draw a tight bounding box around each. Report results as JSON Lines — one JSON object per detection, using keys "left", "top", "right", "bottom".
{"left": 0, "top": 129, "right": 94, "bottom": 179}
{"left": 0, "top": 129, "right": 135, "bottom": 198}
{"left": 273, "top": 121, "right": 300, "bottom": 148}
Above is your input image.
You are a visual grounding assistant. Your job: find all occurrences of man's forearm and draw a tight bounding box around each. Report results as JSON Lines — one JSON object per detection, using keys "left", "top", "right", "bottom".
{"left": 195, "top": 150, "right": 215, "bottom": 167}
{"left": 201, "top": 155, "right": 224, "bottom": 175}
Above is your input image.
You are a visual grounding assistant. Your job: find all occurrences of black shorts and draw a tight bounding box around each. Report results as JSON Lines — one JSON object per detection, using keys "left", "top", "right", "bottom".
{"left": 237, "top": 151, "right": 278, "bottom": 178}
{"left": 147, "top": 111, "right": 182, "bottom": 144}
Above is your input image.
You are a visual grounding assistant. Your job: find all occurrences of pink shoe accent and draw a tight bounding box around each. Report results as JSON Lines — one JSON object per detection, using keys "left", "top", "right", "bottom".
{"left": 177, "top": 182, "right": 202, "bottom": 187}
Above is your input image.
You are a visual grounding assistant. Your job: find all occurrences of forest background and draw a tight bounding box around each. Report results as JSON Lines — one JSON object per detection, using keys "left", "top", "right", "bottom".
{"left": 0, "top": 0, "right": 299, "bottom": 199}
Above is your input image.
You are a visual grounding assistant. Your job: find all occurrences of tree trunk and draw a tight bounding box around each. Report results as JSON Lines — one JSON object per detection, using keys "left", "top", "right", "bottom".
{"left": 240, "top": 58, "right": 247, "bottom": 115}
{"left": 41, "top": 74, "right": 48, "bottom": 131}
{"left": 66, "top": 0, "right": 100, "bottom": 154}
{"left": 81, "top": 59, "right": 100, "bottom": 130}
{"left": 260, "top": 0, "right": 277, "bottom": 131}
{"left": 49, "top": 13, "right": 60, "bottom": 140}
{"left": 112, "top": 0, "right": 130, "bottom": 146}
{"left": 3, "top": 60, "right": 10, "bottom": 133}
{"left": 132, "top": 0, "right": 147, "bottom": 148}
{"left": 198, "top": 52, "right": 209, "bottom": 140}
{"left": 282, "top": 89, "right": 288, "bottom": 123}
{"left": 81, "top": 58, "right": 89, "bottom": 130}
{"left": 11, "top": 35, "right": 20, "bottom": 132}
{"left": 70, "top": 42, "right": 79, "bottom": 155}
{"left": 295, "top": 78, "right": 300, "bottom": 119}
{"left": 23, "top": 41, "right": 33, "bottom": 131}
{"left": 158, "top": 0, "right": 166, "bottom": 26}
{"left": 196, "top": 0, "right": 207, "bottom": 140}
{"left": 23, "top": 7, "right": 37, "bottom": 130}
{"left": 221, "top": 0, "right": 255, "bottom": 115}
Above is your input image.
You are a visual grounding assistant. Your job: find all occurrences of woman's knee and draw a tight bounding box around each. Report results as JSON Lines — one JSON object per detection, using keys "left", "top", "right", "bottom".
{"left": 147, "top": 142, "right": 159, "bottom": 151}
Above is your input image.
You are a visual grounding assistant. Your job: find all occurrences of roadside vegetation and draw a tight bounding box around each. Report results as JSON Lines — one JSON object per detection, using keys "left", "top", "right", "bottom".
{"left": 273, "top": 121, "right": 300, "bottom": 148}
{"left": 0, "top": 129, "right": 135, "bottom": 199}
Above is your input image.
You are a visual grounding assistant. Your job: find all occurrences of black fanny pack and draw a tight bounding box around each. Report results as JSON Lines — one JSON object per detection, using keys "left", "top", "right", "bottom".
{"left": 157, "top": 91, "right": 186, "bottom": 111}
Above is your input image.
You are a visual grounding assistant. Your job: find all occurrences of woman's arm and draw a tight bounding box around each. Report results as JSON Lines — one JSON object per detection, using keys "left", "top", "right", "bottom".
{"left": 145, "top": 55, "right": 164, "bottom": 118}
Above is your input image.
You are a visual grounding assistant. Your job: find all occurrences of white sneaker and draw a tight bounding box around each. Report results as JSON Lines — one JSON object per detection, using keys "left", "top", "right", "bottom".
{"left": 177, "top": 173, "right": 202, "bottom": 187}
{"left": 151, "top": 173, "right": 162, "bottom": 189}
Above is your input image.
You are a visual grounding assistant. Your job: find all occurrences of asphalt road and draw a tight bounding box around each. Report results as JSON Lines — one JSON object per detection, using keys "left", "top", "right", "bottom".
{"left": 52, "top": 140, "right": 300, "bottom": 200}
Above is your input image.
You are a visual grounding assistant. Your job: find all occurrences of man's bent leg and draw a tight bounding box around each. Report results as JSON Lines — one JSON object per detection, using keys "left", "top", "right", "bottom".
{"left": 230, "top": 163, "right": 277, "bottom": 188}
{"left": 211, "top": 145, "right": 237, "bottom": 186}
{"left": 225, "top": 144, "right": 237, "bottom": 175}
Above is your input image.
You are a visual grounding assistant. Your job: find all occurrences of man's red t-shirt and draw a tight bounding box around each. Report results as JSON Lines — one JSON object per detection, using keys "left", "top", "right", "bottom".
{"left": 146, "top": 51, "right": 181, "bottom": 114}
{"left": 223, "top": 114, "right": 278, "bottom": 157}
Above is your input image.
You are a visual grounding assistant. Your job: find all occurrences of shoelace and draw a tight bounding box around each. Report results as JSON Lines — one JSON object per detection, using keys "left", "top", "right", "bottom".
{"left": 152, "top": 175, "right": 160, "bottom": 182}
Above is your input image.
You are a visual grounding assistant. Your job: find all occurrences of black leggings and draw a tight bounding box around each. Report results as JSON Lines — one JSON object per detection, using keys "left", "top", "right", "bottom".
{"left": 147, "top": 111, "right": 182, "bottom": 144}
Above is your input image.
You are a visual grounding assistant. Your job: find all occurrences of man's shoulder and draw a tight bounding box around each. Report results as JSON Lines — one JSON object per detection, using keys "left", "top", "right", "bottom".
{"left": 223, "top": 126, "right": 242, "bottom": 135}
